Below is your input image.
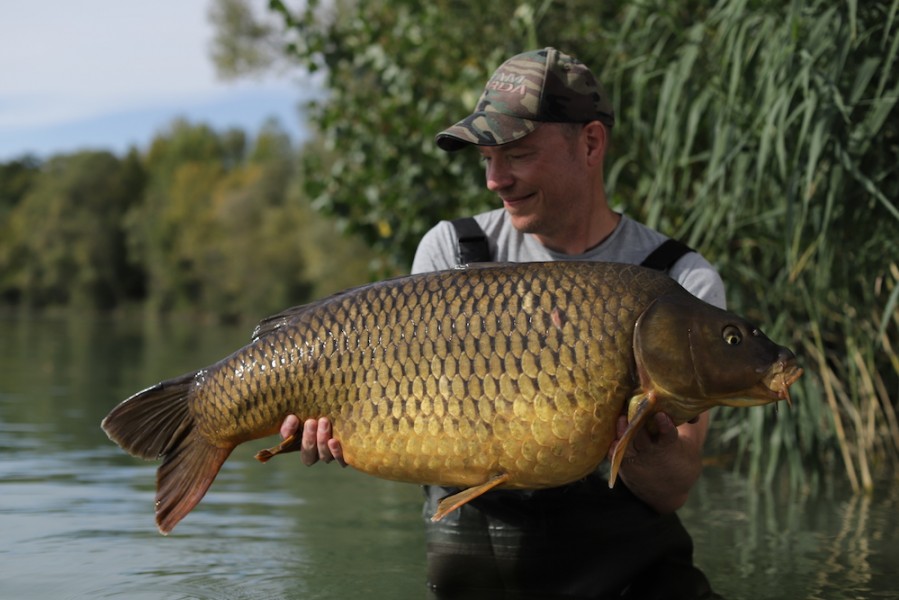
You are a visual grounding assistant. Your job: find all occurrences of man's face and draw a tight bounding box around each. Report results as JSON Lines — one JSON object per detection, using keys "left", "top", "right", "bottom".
{"left": 477, "top": 123, "right": 591, "bottom": 239}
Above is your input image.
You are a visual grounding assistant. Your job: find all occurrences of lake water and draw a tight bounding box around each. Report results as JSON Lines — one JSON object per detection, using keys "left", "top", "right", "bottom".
{"left": 1, "top": 313, "right": 897, "bottom": 599}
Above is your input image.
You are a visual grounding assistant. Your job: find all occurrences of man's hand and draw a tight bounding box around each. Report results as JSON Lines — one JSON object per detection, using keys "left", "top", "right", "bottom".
{"left": 608, "top": 411, "right": 709, "bottom": 514}
{"left": 280, "top": 415, "right": 346, "bottom": 467}
{"left": 610, "top": 412, "right": 680, "bottom": 462}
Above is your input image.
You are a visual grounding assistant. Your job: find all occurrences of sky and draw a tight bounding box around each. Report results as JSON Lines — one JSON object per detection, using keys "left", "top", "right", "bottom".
{"left": 0, "top": 0, "right": 309, "bottom": 161}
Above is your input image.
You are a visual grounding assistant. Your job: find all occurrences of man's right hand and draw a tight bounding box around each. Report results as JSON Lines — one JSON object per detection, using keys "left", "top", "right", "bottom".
{"left": 280, "top": 415, "right": 346, "bottom": 467}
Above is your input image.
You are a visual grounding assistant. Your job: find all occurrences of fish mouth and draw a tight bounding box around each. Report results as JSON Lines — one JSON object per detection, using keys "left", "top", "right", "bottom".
{"left": 712, "top": 357, "right": 803, "bottom": 409}
{"left": 760, "top": 359, "right": 804, "bottom": 407}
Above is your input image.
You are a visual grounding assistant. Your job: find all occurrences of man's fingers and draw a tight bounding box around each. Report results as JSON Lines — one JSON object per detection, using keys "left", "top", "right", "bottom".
{"left": 327, "top": 439, "right": 347, "bottom": 467}
{"left": 280, "top": 414, "right": 300, "bottom": 440}
{"left": 316, "top": 419, "right": 334, "bottom": 463}
{"left": 617, "top": 413, "right": 679, "bottom": 457}
{"left": 284, "top": 415, "right": 346, "bottom": 467}
{"left": 300, "top": 418, "right": 321, "bottom": 466}
{"left": 653, "top": 413, "right": 679, "bottom": 447}
{"left": 616, "top": 414, "right": 628, "bottom": 437}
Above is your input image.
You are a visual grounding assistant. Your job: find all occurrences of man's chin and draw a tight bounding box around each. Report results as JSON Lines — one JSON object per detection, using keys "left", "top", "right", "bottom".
{"left": 507, "top": 212, "right": 540, "bottom": 234}
{"left": 504, "top": 202, "right": 540, "bottom": 228}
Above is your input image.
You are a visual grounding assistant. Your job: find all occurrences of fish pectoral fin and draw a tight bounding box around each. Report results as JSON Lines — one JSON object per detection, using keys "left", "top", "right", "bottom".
{"left": 254, "top": 433, "right": 302, "bottom": 463}
{"left": 608, "top": 392, "right": 657, "bottom": 488}
{"left": 431, "top": 474, "right": 511, "bottom": 522}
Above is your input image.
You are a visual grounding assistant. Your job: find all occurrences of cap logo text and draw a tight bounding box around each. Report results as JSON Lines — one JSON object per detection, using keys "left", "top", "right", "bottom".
{"left": 487, "top": 71, "right": 527, "bottom": 96}
{"left": 487, "top": 71, "right": 527, "bottom": 95}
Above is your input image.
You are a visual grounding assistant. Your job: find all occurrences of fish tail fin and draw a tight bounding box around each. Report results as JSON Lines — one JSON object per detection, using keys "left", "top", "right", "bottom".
{"left": 155, "top": 428, "right": 231, "bottom": 535}
{"left": 101, "top": 373, "right": 232, "bottom": 535}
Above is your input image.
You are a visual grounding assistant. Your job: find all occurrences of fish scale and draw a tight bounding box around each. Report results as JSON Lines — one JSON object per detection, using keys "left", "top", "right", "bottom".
{"left": 102, "top": 261, "right": 802, "bottom": 534}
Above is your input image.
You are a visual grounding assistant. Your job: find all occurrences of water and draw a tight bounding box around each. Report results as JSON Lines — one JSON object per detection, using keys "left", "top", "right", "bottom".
{"left": 1, "top": 313, "right": 897, "bottom": 599}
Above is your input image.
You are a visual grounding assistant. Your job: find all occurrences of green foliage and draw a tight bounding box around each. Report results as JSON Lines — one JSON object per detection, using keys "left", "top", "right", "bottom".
{"left": 209, "top": 0, "right": 293, "bottom": 79}
{"left": 0, "top": 118, "right": 373, "bottom": 321}
{"left": 0, "top": 155, "right": 43, "bottom": 302}
{"left": 269, "top": 0, "right": 514, "bottom": 268}
{"left": 125, "top": 119, "right": 236, "bottom": 312}
{"left": 0, "top": 154, "right": 41, "bottom": 217}
{"left": 0, "top": 151, "right": 145, "bottom": 308}
{"left": 598, "top": 0, "right": 899, "bottom": 489}
{"left": 259, "top": 0, "right": 898, "bottom": 484}
{"left": 123, "top": 118, "right": 370, "bottom": 320}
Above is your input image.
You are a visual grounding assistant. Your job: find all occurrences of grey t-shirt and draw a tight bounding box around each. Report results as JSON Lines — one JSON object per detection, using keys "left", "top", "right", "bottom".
{"left": 411, "top": 208, "right": 726, "bottom": 309}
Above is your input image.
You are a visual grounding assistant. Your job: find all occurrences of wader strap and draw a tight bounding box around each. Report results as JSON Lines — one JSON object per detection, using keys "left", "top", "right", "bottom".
{"left": 640, "top": 239, "right": 694, "bottom": 272}
{"left": 451, "top": 217, "right": 491, "bottom": 264}
{"left": 450, "top": 218, "right": 691, "bottom": 271}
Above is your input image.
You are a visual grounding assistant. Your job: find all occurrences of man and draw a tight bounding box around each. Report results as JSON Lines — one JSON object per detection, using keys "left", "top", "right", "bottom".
{"left": 281, "top": 48, "right": 724, "bottom": 599}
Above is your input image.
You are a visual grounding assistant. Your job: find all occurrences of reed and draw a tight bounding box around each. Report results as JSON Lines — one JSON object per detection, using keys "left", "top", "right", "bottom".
{"left": 599, "top": 0, "right": 899, "bottom": 489}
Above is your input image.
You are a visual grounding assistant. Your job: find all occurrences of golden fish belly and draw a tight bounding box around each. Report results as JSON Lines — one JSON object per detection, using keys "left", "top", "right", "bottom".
{"left": 193, "top": 262, "right": 675, "bottom": 489}
{"left": 339, "top": 405, "right": 621, "bottom": 489}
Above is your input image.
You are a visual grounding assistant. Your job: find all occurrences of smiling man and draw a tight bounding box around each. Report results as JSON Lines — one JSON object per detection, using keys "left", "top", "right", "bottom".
{"left": 285, "top": 48, "right": 725, "bottom": 599}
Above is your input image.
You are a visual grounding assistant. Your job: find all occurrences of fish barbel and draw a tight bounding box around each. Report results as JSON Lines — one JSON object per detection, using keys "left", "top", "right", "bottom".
{"left": 101, "top": 261, "right": 802, "bottom": 534}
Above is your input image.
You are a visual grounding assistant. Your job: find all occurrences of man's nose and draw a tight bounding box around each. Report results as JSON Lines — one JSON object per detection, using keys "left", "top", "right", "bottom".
{"left": 486, "top": 158, "right": 513, "bottom": 192}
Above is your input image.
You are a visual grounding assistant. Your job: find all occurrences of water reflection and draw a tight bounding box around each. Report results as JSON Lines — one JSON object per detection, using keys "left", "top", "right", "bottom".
{"left": 681, "top": 466, "right": 899, "bottom": 599}
{"left": 1, "top": 312, "right": 897, "bottom": 599}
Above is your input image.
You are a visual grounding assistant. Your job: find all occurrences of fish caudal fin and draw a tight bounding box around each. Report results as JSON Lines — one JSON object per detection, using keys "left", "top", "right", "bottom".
{"left": 101, "top": 373, "right": 233, "bottom": 535}
{"left": 608, "top": 392, "right": 657, "bottom": 487}
{"left": 155, "top": 428, "right": 231, "bottom": 534}
{"left": 431, "top": 473, "right": 510, "bottom": 522}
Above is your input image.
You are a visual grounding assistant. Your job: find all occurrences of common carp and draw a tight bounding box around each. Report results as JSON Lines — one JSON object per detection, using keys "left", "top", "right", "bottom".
{"left": 102, "top": 261, "right": 802, "bottom": 534}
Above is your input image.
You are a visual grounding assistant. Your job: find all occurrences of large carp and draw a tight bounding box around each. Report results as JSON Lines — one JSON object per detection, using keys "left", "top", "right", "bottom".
{"left": 102, "top": 261, "right": 802, "bottom": 534}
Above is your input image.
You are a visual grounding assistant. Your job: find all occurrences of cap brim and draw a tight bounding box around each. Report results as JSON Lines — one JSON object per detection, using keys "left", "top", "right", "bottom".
{"left": 435, "top": 111, "right": 539, "bottom": 152}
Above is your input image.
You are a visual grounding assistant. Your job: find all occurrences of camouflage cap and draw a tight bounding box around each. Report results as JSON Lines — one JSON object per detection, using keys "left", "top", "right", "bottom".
{"left": 436, "top": 47, "right": 615, "bottom": 152}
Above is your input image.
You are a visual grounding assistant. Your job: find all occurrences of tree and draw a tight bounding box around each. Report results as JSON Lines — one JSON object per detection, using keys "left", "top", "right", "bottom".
{"left": 0, "top": 155, "right": 42, "bottom": 302}
{"left": 195, "top": 120, "right": 311, "bottom": 320}
{"left": 125, "top": 120, "right": 241, "bottom": 312}
{"left": 0, "top": 154, "right": 41, "bottom": 217}
{"left": 123, "top": 117, "right": 372, "bottom": 320}
{"left": 1, "top": 150, "right": 145, "bottom": 308}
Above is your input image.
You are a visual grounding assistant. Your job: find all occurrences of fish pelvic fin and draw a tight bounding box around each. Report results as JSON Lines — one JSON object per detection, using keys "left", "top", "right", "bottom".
{"left": 254, "top": 431, "right": 302, "bottom": 463}
{"left": 101, "top": 373, "right": 233, "bottom": 535}
{"left": 608, "top": 392, "right": 657, "bottom": 488}
{"left": 431, "top": 473, "right": 510, "bottom": 522}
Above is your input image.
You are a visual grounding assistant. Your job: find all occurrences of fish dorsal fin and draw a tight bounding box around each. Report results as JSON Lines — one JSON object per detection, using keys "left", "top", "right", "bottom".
{"left": 250, "top": 264, "right": 519, "bottom": 341}
{"left": 250, "top": 281, "right": 383, "bottom": 341}
{"left": 251, "top": 301, "right": 327, "bottom": 341}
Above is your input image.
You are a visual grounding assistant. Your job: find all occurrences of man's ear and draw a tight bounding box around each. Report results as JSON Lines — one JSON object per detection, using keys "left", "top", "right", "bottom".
{"left": 583, "top": 121, "right": 608, "bottom": 167}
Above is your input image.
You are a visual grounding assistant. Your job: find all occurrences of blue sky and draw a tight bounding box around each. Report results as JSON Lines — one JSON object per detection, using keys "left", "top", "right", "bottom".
{"left": 0, "top": 1, "right": 310, "bottom": 161}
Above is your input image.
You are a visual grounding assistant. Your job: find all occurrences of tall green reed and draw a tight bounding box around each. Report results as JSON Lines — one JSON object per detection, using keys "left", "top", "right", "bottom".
{"left": 604, "top": 0, "right": 899, "bottom": 490}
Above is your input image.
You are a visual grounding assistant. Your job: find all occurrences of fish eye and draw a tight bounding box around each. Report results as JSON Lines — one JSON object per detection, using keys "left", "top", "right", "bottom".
{"left": 722, "top": 325, "right": 742, "bottom": 346}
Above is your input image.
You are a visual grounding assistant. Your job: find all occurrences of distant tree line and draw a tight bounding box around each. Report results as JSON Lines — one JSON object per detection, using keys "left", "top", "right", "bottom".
{"left": 0, "top": 119, "right": 373, "bottom": 321}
